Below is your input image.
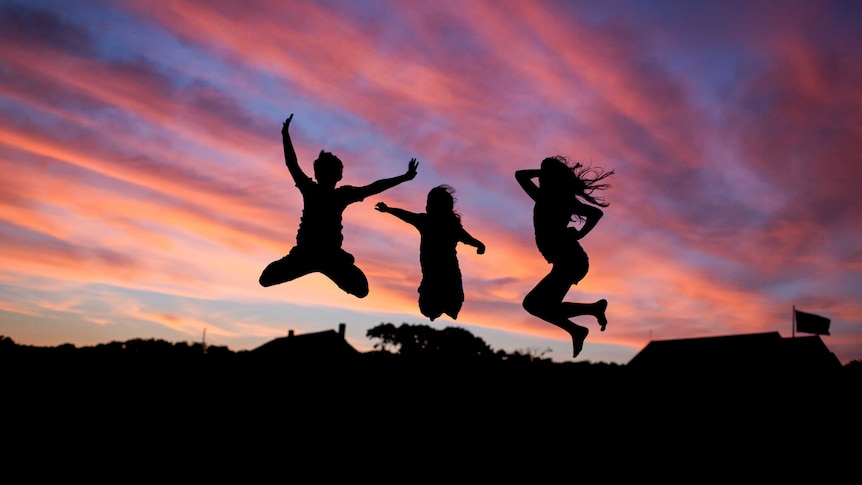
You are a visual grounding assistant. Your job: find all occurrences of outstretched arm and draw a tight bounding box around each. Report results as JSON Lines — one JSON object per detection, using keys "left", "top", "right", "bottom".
{"left": 573, "top": 203, "right": 604, "bottom": 240}
{"left": 515, "top": 169, "right": 541, "bottom": 201}
{"left": 282, "top": 114, "right": 308, "bottom": 183}
{"left": 459, "top": 228, "right": 486, "bottom": 254}
{"left": 359, "top": 158, "right": 419, "bottom": 198}
{"left": 374, "top": 202, "right": 421, "bottom": 228}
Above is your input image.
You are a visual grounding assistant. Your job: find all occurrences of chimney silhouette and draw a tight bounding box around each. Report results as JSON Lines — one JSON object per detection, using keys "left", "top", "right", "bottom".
{"left": 288, "top": 329, "right": 294, "bottom": 338}
{"left": 338, "top": 323, "right": 346, "bottom": 338}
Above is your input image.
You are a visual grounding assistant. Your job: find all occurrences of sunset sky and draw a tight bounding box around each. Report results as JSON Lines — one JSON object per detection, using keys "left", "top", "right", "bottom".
{"left": 2, "top": 0, "right": 860, "bottom": 365}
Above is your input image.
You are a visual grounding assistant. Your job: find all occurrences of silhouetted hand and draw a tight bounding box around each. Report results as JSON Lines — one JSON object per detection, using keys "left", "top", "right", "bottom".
{"left": 476, "top": 243, "right": 486, "bottom": 255}
{"left": 375, "top": 202, "right": 389, "bottom": 212}
{"left": 405, "top": 158, "right": 418, "bottom": 180}
{"left": 282, "top": 114, "right": 293, "bottom": 136}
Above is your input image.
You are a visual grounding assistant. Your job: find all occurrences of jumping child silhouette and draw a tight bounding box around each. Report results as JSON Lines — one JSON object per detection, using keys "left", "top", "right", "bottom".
{"left": 515, "top": 156, "right": 613, "bottom": 357}
{"left": 375, "top": 184, "right": 485, "bottom": 321}
{"left": 259, "top": 114, "right": 418, "bottom": 297}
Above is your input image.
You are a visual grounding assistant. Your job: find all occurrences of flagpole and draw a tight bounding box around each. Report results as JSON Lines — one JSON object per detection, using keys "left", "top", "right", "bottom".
{"left": 792, "top": 305, "right": 796, "bottom": 338}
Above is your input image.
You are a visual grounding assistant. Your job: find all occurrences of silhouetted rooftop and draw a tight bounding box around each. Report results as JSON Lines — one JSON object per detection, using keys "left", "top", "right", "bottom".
{"left": 251, "top": 323, "right": 359, "bottom": 362}
{"left": 627, "top": 331, "right": 841, "bottom": 375}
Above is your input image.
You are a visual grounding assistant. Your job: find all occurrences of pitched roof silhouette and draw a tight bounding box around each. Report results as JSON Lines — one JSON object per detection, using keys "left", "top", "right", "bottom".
{"left": 252, "top": 323, "right": 359, "bottom": 362}
{"left": 627, "top": 331, "right": 841, "bottom": 375}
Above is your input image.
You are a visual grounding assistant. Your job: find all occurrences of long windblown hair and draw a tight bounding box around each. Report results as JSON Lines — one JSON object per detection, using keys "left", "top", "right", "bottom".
{"left": 541, "top": 155, "right": 614, "bottom": 205}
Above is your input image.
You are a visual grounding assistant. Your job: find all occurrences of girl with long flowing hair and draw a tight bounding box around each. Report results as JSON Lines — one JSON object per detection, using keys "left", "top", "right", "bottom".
{"left": 515, "top": 156, "right": 613, "bottom": 357}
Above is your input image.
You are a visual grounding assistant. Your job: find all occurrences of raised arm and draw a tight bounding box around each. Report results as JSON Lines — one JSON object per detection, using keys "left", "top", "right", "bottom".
{"left": 374, "top": 202, "right": 421, "bottom": 228}
{"left": 573, "top": 203, "right": 604, "bottom": 240}
{"left": 281, "top": 114, "right": 308, "bottom": 183}
{"left": 515, "top": 169, "right": 541, "bottom": 201}
{"left": 359, "top": 158, "right": 419, "bottom": 198}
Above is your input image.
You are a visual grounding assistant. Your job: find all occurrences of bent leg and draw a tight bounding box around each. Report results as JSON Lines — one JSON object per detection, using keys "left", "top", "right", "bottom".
{"left": 522, "top": 267, "right": 589, "bottom": 357}
{"left": 522, "top": 268, "right": 570, "bottom": 320}
{"left": 561, "top": 299, "right": 608, "bottom": 331}
{"left": 259, "top": 252, "right": 314, "bottom": 287}
{"left": 540, "top": 255, "right": 608, "bottom": 331}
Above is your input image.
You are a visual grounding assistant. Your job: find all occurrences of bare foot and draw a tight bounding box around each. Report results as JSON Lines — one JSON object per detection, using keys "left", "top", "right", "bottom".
{"left": 571, "top": 326, "right": 589, "bottom": 358}
{"left": 596, "top": 299, "right": 608, "bottom": 331}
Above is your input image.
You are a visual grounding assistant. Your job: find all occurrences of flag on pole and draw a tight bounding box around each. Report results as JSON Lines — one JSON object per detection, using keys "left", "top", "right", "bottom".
{"left": 795, "top": 308, "right": 831, "bottom": 335}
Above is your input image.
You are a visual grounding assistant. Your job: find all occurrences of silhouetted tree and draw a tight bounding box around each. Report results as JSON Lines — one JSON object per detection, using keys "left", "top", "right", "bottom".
{"left": 0, "top": 335, "right": 15, "bottom": 352}
{"left": 503, "top": 347, "right": 553, "bottom": 364}
{"left": 366, "top": 322, "right": 496, "bottom": 360}
{"left": 91, "top": 341, "right": 125, "bottom": 355}
{"left": 203, "top": 345, "right": 232, "bottom": 357}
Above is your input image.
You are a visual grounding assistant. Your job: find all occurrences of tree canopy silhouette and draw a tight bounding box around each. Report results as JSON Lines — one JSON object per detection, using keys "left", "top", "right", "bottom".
{"left": 366, "top": 322, "right": 496, "bottom": 360}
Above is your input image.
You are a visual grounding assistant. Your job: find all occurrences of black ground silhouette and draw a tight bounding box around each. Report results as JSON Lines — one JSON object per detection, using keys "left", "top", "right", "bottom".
{"left": 2, "top": 328, "right": 859, "bottom": 475}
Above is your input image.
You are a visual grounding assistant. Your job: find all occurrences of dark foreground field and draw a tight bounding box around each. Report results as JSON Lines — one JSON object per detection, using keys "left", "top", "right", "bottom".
{"left": 3, "top": 342, "right": 860, "bottom": 479}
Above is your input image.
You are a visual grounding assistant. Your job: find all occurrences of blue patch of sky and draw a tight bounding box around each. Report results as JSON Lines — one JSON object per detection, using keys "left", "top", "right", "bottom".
{"left": 71, "top": 282, "right": 408, "bottom": 350}
{"left": 236, "top": 70, "right": 305, "bottom": 123}
{"left": 52, "top": 0, "right": 278, "bottom": 112}
{"left": 316, "top": 0, "right": 433, "bottom": 53}
{"left": 553, "top": 0, "right": 754, "bottom": 122}
{"left": 289, "top": 109, "right": 420, "bottom": 182}
{"left": 15, "top": 1, "right": 161, "bottom": 66}
{"left": 15, "top": 2, "right": 278, "bottom": 166}
{"left": 0, "top": 283, "right": 43, "bottom": 308}
{"left": 0, "top": 98, "right": 44, "bottom": 135}
{"left": 414, "top": 8, "right": 495, "bottom": 64}
{"left": 650, "top": 45, "right": 751, "bottom": 124}
{"left": 762, "top": 279, "right": 823, "bottom": 305}
{"left": 64, "top": 3, "right": 349, "bottom": 142}
{"left": 319, "top": 0, "right": 398, "bottom": 34}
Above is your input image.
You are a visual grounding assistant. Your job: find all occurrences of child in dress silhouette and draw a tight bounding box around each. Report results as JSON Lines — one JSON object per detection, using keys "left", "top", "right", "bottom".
{"left": 515, "top": 156, "right": 613, "bottom": 358}
{"left": 375, "top": 185, "right": 485, "bottom": 321}
{"left": 259, "top": 114, "right": 418, "bottom": 298}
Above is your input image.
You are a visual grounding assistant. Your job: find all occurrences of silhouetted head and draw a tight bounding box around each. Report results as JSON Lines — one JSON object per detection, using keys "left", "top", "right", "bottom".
{"left": 540, "top": 155, "right": 613, "bottom": 207}
{"left": 426, "top": 184, "right": 456, "bottom": 217}
{"left": 313, "top": 150, "right": 343, "bottom": 187}
{"left": 540, "top": 156, "right": 579, "bottom": 192}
